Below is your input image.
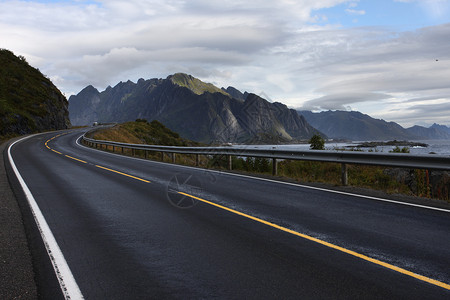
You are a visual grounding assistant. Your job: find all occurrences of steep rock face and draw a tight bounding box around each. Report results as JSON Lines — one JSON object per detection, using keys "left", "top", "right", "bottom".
{"left": 0, "top": 49, "right": 70, "bottom": 138}
{"left": 67, "top": 85, "right": 101, "bottom": 126}
{"left": 222, "top": 86, "right": 248, "bottom": 101}
{"left": 69, "top": 73, "right": 322, "bottom": 143}
{"left": 273, "top": 102, "right": 317, "bottom": 139}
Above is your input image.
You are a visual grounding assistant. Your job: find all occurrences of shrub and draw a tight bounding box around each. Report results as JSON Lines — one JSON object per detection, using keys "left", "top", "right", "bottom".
{"left": 309, "top": 134, "right": 325, "bottom": 150}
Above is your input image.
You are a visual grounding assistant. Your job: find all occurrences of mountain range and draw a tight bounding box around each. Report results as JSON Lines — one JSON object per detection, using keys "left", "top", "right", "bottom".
{"left": 299, "top": 110, "right": 450, "bottom": 141}
{"left": 69, "top": 73, "right": 450, "bottom": 143}
{"left": 0, "top": 49, "right": 70, "bottom": 139}
{"left": 69, "top": 73, "right": 321, "bottom": 143}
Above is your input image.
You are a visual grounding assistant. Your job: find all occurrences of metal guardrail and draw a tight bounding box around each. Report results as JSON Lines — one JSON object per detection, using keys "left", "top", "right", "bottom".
{"left": 81, "top": 133, "right": 450, "bottom": 185}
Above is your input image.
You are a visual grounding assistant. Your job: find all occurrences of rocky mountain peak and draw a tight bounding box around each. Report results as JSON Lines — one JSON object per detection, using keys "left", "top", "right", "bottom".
{"left": 168, "top": 73, "right": 230, "bottom": 96}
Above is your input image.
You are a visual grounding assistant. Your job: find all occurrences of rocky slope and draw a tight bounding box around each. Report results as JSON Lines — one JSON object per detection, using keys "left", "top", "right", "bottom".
{"left": 69, "top": 73, "right": 321, "bottom": 143}
{"left": 0, "top": 49, "right": 70, "bottom": 138}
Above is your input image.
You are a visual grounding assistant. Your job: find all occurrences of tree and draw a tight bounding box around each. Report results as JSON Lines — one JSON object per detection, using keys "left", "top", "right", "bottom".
{"left": 309, "top": 134, "right": 325, "bottom": 150}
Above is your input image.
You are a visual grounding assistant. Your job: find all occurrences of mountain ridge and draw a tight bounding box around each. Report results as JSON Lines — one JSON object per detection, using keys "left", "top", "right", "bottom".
{"left": 69, "top": 74, "right": 322, "bottom": 143}
{"left": 299, "top": 110, "right": 450, "bottom": 140}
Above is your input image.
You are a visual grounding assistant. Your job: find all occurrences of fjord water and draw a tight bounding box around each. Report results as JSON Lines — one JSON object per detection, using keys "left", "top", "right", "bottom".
{"left": 235, "top": 140, "right": 450, "bottom": 156}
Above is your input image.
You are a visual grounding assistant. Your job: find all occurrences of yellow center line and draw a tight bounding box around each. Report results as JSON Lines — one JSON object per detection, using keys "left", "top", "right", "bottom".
{"left": 178, "top": 191, "right": 450, "bottom": 291}
{"left": 65, "top": 155, "right": 87, "bottom": 164}
{"left": 44, "top": 135, "right": 150, "bottom": 184}
{"left": 95, "top": 165, "right": 151, "bottom": 183}
{"left": 51, "top": 149, "right": 62, "bottom": 155}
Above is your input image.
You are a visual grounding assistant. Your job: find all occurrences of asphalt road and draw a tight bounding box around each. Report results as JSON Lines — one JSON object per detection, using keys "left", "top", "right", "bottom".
{"left": 7, "top": 129, "right": 450, "bottom": 299}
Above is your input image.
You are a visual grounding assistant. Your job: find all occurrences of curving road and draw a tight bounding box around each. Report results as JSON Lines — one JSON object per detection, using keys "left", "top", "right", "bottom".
{"left": 7, "top": 129, "right": 450, "bottom": 299}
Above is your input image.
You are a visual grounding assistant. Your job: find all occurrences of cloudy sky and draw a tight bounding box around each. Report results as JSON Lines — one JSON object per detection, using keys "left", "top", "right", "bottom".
{"left": 1, "top": 0, "right": 450, "bottom": 127}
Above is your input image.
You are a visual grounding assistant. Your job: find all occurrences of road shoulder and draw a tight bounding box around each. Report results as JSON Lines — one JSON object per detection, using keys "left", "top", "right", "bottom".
{"left": 0, "top": 139, "right": 38, "bottom": 299}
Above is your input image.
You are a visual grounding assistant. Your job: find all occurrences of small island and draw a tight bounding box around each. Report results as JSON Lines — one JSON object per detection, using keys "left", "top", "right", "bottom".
{"left": 353, "top": 140, "right": 428, "bottom": 148}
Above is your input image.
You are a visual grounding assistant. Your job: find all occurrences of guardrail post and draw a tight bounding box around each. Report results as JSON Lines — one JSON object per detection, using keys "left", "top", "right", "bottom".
{"left": 121, "top": 147, "right": 124, "bottom": 154}
{"left": 172, "top": 153, "right": 176, "bottom": 163}
{"left": 196, "top": 154, "right": 200, "bottom": 166}
{"left": 272, "top": 158, "right": 278, "bottom": 176}
{"left": 112, "top": 145, "right": 115, "bottom": 152}
{"left": 228, "top": 155, "right": 232, "bottom": 170}
{"left": 145, "top": 150, "right": 148, "bottom": 159}
{"left": 161, "top": 152, "right": 164, "bottom": 161}
{"left": 341, "top": 163, "right": 348, "bottom": 186}
{"left": 131, "top": 149, "right": 135, "bottom": 156}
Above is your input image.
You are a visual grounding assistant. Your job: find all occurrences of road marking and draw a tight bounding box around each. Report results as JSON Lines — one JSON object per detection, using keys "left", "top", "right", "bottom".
{"left": 178, "top": 191, "right": 450, "bottom": 291}
{"left": 51, "top": 149, "right": 62, "bottom": 155}
{"left": 47, "top": 134, "right": 150, "bottom": 183}
{"left": 224, "top": 173, "right": 450, "bottom": 213}
{"left": 8, "top": 135, "right": 84, "bottom": 299}
{"left": 95, "top": 165, "right": 151, "bottom": 183}
{"left": 65, "top": 155, "right": 87, "bottom": 164}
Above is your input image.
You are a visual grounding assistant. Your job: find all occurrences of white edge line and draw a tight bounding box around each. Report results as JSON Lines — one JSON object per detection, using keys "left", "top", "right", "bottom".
{"left": 76, "top": 135, "right": 450, "bottom": 213}
{"left": 9, "top": 135, "right": 84, "bottom": 300}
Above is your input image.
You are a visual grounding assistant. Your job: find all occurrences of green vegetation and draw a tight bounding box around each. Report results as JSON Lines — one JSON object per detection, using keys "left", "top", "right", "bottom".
{"left": 309, "top": 134, "right": 325, "bottom": 150}
{"left": 210, "top": 156, "right": 272, "bottom": 173}
{"left": 278, "top": 161, "right": 410, "bottom": 192}
{"left": 0, "top": 48, "right": 69, "bottom": 139}
{"left": 89, "top": 119, "right": 206, "bottom": 166}
{"left": 170, "top": 73, "right": 230, "bottom": 96}
{"left": 91, "top": 119, "right": 201, "bottom": 147}
{"left": 390, "top": 146, "right": 410, "bottom": 153}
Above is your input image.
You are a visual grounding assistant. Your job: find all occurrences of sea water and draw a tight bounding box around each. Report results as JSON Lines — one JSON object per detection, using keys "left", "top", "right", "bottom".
{"left": 233, "top": 140, "right": 450, "bottom": 156}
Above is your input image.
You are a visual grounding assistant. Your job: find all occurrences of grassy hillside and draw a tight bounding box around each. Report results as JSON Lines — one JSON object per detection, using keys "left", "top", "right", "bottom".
{"left": 0, "top": 49, "right": 70, "bottom": 139}
{"left": 90, "top": 119, "right": 202, "bottom": 146}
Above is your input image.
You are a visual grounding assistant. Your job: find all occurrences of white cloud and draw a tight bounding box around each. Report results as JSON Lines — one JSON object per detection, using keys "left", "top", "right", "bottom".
{"left": 301, "top": 92, "right": 392, "bottom": 111}
{"left": 345, "top": 9, "right": 366, "bottom": 15}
